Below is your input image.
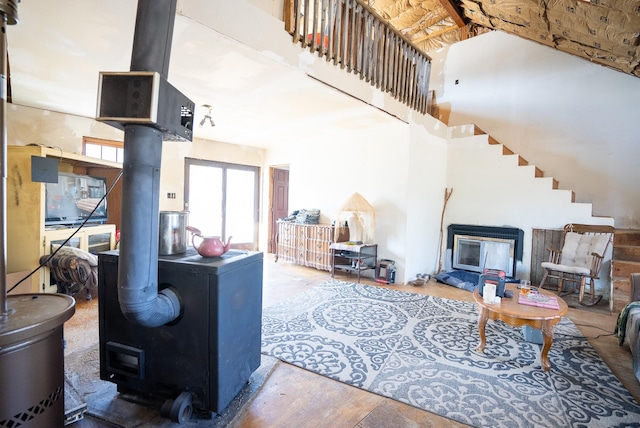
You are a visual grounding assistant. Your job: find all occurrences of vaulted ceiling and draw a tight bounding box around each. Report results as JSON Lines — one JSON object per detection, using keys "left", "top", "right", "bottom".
{"left": 362, "top": 0, "right": 639, "bottom": 78}
{"left": 4, "top": 1, "right": 637, "bottom": 152}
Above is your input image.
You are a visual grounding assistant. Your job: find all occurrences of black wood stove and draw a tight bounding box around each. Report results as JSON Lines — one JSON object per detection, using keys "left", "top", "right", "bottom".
{"left": 98, "top": 249, "right": 263, "bottom": 422}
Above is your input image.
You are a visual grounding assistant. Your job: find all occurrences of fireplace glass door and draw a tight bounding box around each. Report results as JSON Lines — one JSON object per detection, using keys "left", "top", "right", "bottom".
{"left": 453, "top": 235, "right": 515, "bottom": 277}
{"left": 457, "top": 239, "right": 481, "bottom": 268}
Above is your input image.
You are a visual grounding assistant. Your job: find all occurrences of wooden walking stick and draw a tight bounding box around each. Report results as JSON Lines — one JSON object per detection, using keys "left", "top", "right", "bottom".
{"left": 436, "top": 188, "right": 453, "bottom": 274}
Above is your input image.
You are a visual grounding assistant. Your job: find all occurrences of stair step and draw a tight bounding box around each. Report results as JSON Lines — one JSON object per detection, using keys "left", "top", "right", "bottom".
{"left": 615, "top": 229, "right": 640, "bottom": 246}
{"left": 613, "top": 245, "right": 640, "bottom": 262}
{"left": 474, "top": 125, "right": 487, "bottom": 136}
{"left": 474, "top": 123, "right": 571, "bottom": 201}
{"left": 612, "top": 278, "right": 632, "bottom": 312}
{"left": 612, "top": 260, "right": 640, "bottom": 278}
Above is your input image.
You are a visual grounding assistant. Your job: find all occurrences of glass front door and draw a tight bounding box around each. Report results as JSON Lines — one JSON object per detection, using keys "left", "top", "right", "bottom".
{"left": 185, "top": 159, "right": 259, "bottom": 250}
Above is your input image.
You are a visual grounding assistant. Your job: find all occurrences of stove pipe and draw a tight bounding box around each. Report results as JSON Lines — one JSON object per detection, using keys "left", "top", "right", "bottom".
{"left": 0, "top": 0, "right": 18, "bottom": 317}
{"left": 117, "top": 0, "right": 181, "bottom": 327}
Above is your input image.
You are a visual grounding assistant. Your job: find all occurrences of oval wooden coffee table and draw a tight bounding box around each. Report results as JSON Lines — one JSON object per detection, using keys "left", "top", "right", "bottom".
{"left": 473, "top": 282, "right": 568, "bottom": 371}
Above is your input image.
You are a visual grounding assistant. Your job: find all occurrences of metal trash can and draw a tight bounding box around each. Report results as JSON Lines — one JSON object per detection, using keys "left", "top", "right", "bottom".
{"left": 159, "top": 211, "right": 188, "bottom": 255}
{"left": 522, "top": 325, "right": 544, "bottom": 344}
{"left": 0, "top": 294, "right": 75, "bottom": 427}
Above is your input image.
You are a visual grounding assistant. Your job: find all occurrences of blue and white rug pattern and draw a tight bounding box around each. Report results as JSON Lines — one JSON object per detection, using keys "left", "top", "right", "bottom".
{"left": 261, "top": 280, "right": 640, "bottom": 427}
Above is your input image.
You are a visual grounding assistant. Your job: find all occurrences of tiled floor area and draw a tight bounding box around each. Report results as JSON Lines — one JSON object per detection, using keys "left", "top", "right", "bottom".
{"left": 63, "top": 254, "right": 640, "bottom": 427}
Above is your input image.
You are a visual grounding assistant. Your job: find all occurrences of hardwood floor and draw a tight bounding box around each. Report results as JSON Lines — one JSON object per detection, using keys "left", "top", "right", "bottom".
{"left": 64, "top": 254, "right": 640, "bottom": 427}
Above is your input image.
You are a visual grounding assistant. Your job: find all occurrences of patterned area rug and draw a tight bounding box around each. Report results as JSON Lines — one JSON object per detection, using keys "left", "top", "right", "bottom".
{"left": 261, "top": 280, "right": 640, "bottom": 427}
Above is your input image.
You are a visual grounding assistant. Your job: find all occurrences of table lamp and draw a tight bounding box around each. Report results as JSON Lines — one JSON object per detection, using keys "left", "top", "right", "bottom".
{"left": 336, "top": 192, "right": 375, "bottom": 244}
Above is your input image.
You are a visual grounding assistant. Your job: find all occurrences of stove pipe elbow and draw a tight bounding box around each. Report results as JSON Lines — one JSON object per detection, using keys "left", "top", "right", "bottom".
{"left": 117, "top": 125, "right": 180, "bottom": 328}
{"left": 119, "top": 286, "right": 180, "bottom": 328}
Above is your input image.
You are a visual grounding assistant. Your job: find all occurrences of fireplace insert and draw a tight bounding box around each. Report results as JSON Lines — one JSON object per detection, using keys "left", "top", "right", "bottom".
{"left": 447, "top": 224, "right": 524, "bottom": 278}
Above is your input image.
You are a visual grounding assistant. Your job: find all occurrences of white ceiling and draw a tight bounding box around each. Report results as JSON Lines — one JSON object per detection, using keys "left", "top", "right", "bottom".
{"left": 6, "top": 0, "right": 396, "bottom": 149}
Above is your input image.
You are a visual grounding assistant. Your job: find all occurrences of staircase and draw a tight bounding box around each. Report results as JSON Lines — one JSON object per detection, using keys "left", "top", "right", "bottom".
{"left": 473, "top": 125, "right": 565, "bottom": 199}
{"left": 612, "top": 230, "right": 640, "bottom": 311}
{"left": 447, "top": 124, "right": 615, "bottom": 304}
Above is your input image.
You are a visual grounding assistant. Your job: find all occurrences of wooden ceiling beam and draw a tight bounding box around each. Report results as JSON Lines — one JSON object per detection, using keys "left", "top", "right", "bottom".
{"left": 412, "top": 24, "right": 460, "bottom": 44}
{"left": 438, "top": 0, "right": 466, "bottom": 28}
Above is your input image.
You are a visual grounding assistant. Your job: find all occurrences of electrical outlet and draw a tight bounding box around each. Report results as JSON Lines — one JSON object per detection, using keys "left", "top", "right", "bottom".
{"left": 167, "top": 192, "right": 176, "bottom": 199}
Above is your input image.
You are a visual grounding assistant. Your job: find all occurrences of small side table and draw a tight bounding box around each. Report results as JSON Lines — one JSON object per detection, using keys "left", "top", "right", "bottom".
{"left": 330, "top": 242, "right": 377, "bottom": 283}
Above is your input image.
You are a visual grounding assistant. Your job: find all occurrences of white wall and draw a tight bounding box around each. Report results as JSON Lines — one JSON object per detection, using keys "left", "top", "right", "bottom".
{"left": 443, "top": 126, "right": 613, "bottom": 293}
{"left": 178, "top": 0, "right": 450, "bottom": 282}
{"left": 264, "top": 105, "right": 416, "bottom": 281}
{"left": 429, "top": 31, "right": 640, "bottom": 229}
{"left": 7, "top": 104, "right": 124, "bottom": 152}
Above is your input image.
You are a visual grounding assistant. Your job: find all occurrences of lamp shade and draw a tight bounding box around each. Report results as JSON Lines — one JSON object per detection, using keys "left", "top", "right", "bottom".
{"left": 336, "top": 192, "right": 376, "bottom": 243}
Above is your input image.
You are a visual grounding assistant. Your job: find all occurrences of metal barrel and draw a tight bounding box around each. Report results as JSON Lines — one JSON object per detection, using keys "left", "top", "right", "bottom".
{"left": 158, "top": 211, "right": 188, "bottom": 255}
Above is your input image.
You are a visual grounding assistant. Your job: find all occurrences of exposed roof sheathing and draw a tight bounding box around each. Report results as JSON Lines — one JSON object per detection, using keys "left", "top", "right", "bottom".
{"left": 363, "top": 0, "right": 640, "bottom": 77}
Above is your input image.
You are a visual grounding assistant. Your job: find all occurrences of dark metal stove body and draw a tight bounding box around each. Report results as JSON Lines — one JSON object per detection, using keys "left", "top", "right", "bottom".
{"left": 98, "top": 249, "right": 263, "bottom": 417}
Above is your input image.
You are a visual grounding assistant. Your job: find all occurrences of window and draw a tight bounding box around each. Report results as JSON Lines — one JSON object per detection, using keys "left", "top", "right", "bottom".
{"left": 184, "top": 158, "right": 260, "bottom": 250}
{"left": 83, "top": 137, "right": 124, "bottom": 163}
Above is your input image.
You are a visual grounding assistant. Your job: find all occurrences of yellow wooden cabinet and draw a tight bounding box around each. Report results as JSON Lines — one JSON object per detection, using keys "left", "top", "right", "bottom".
{"left": 7, "top": 145, "right": 121, "bottom": 293}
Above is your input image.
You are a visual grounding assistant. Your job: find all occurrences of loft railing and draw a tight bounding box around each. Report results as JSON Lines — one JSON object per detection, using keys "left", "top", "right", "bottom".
{"left": 284, "top": 0, "right": 432, "bottom": 114}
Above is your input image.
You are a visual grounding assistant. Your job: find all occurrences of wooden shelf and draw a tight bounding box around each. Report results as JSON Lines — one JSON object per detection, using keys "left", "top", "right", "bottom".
{"left": 330, "top": 242, "right": 378, "bottom": 283}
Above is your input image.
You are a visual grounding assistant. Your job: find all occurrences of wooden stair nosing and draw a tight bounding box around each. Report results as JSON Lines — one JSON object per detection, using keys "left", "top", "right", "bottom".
{"left": 612, "top": 259, "right": 640, "bottom": 278}
{"left": 473, "top": 124, "right": 487, "bottom": 136}
{"left": 614, "top": 230, "right": 640, "bottom": 246}
{"left": 613, "top": 246, "right": 640, "bottom": 262}
{"left": 472, "top": 123, "right": 579, "bottom": 203}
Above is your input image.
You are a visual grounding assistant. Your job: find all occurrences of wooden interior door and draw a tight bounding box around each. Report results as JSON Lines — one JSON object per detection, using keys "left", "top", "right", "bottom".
{"left": 270, "top": 168, "right": 289, "bottom": 253}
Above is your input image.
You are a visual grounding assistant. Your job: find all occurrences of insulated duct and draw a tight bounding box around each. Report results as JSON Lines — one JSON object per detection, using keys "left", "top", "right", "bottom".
{"left": 117, "top": 125, "right": 180, "bottom": 327}
{"left": 109, "top": 0, "right": 191, "bottom": 327}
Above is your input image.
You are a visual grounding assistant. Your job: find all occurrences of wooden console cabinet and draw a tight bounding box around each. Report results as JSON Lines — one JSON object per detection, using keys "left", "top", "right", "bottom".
{"left": 275, "top": 221, "right": 347, "bottom": 271}
{"left": 7, "top": 145, "right": 122, "bottom": 293}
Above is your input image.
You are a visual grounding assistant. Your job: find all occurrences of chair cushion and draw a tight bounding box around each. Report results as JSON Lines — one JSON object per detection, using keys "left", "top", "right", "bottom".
{"left": 560, "top": 232, "right": 609, "bottom": 271}
{"left": 540, "top": 261, "right": 591, "bottom": 275}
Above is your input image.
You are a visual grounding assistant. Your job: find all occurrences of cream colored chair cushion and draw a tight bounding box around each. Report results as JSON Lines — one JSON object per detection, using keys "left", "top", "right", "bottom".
{"left": 540, "top": 232, "right": 609, "bottom": 275}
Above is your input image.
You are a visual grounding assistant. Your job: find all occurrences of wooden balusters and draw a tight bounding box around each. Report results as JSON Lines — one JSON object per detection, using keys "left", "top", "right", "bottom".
{"left": 284, "top": 0, "right": 431, "bottom": 114}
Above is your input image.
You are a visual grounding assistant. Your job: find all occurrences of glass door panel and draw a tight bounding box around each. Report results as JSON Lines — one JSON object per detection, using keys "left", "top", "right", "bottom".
{"left": 226, "top": 169, "right": 256, "bottom": 245}
{"left": 185, "top": 159, "right": 259, "bottom": 250}
{"left": 188, "top": 164, "right": 223, "bottom": 236}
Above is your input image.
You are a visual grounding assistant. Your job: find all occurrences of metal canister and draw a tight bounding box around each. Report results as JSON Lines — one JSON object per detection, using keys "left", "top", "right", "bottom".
{"left": 159, "top": 211, "right": 188, "bottom": 255}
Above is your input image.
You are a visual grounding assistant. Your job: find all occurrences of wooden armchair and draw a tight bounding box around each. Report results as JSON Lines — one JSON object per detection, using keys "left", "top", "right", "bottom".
{"left": 539, "top": 223, "right": 614, "bottom": 306}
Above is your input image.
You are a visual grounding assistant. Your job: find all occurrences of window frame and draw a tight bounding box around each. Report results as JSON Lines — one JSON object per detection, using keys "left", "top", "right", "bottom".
{"left": 82, "top": 136, "right": 124, "bottom": 163}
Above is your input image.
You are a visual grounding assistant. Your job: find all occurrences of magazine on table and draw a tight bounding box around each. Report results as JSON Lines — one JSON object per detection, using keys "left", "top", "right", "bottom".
{"left": 518, "top": 292, "right": 560, "bottom": 310}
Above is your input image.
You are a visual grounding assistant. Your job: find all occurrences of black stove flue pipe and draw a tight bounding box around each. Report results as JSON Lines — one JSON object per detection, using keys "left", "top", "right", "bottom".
{"left": 118, "top": 125, "right": 180, "bottom": 327}
{"left": 117, "top": 0, "right": 181, "bottom": 327}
